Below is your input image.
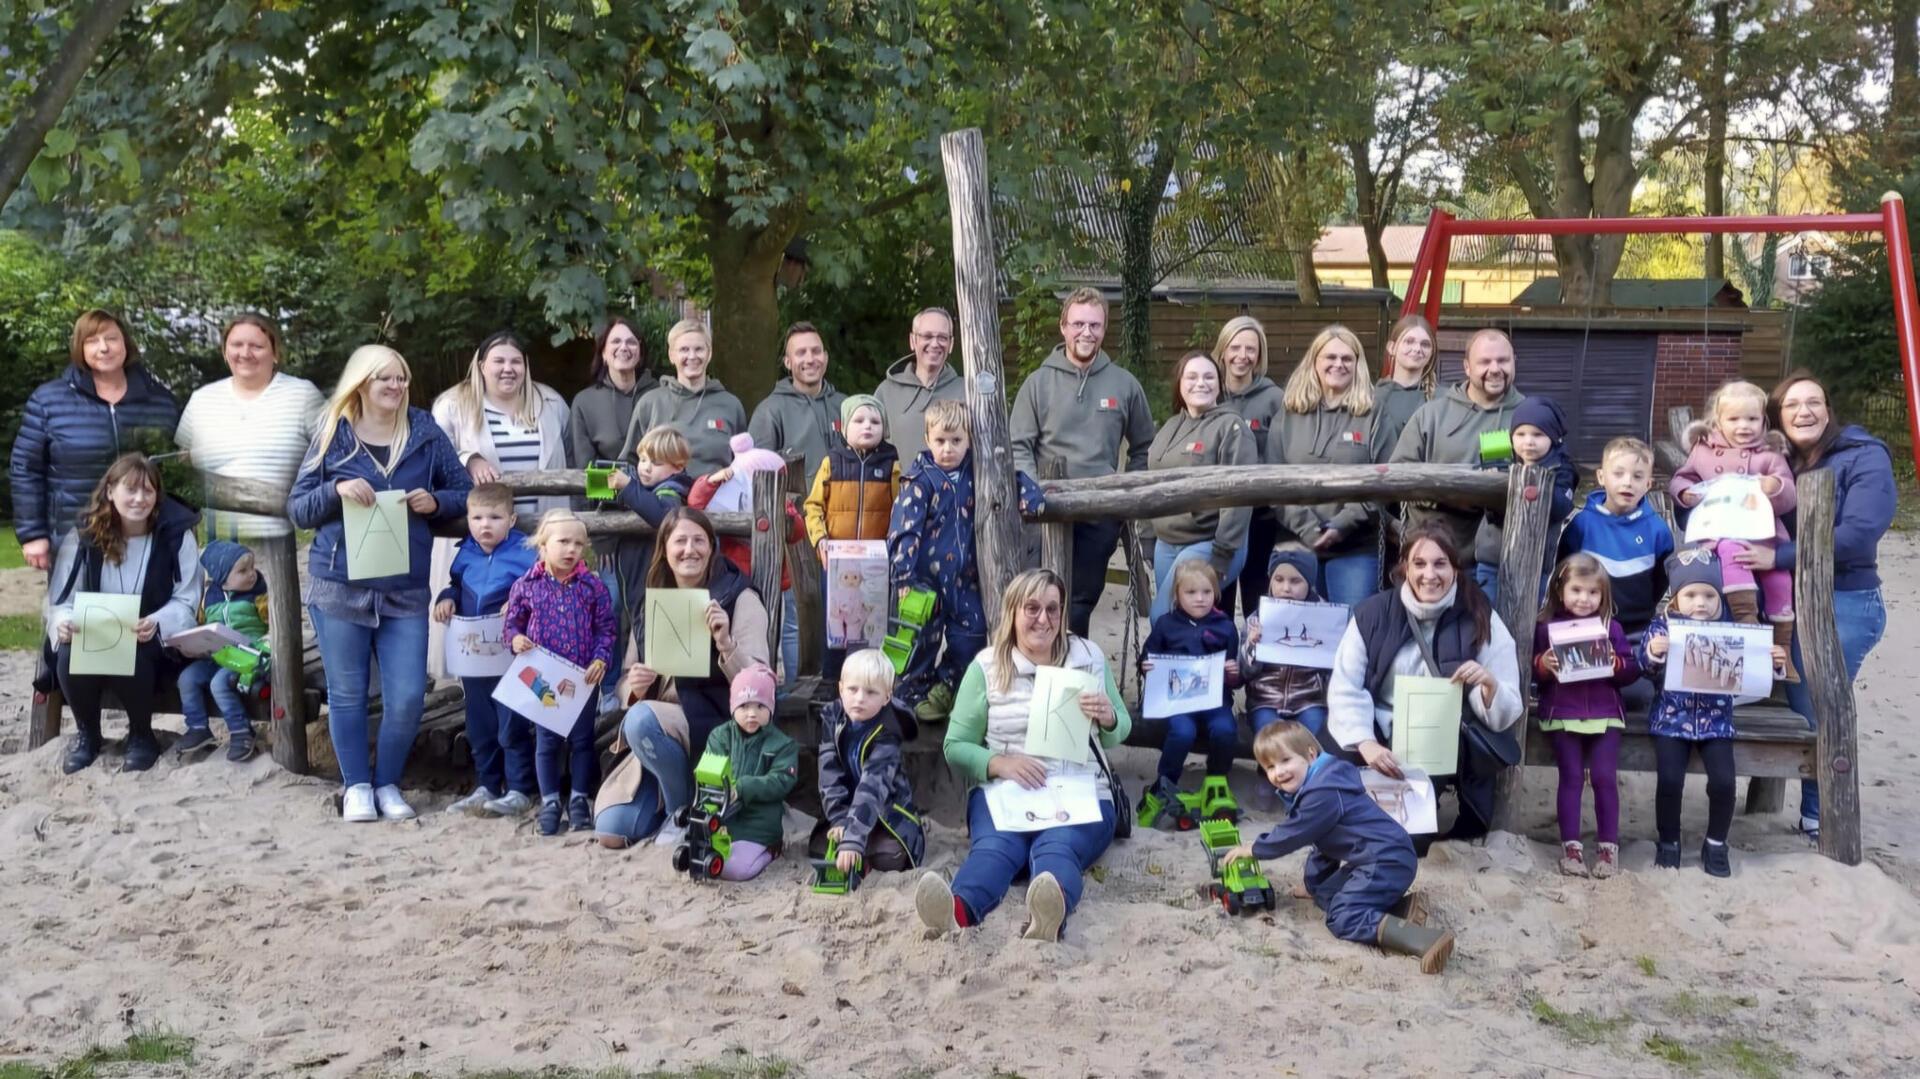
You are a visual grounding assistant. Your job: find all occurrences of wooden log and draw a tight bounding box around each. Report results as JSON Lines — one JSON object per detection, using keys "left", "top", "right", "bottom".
{"left": 941, "top": 127, "right": 1024, "bottom": 632}
{"left": 1032, "top": 464, "right": 1507, "bottom": 522}
{"left": 1794, "top": 469, "right": 1861, "bottom": 865}
{"left": 29, "top": 688, "right": 62, "bottom": 749}
{"left": 750, "top": 469, "right": 787, "bottom": 667}
{"left": 1490, "top": 464, "right": 1552, "bottom": 832}
{"left": 1039, "top": 458, "right": 1072, "bottom": 589}
{"left": 255, "top": 533, "right": 310, "bottom": 774}
{"left": 1121, "top": 519, "right": 1154, "bottom": 617}
{"left": 784, "top": 461, "right": 823, "bottom": 675}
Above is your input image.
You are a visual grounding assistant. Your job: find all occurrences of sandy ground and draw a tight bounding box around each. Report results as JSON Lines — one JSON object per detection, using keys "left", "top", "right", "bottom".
{"left": 2, "top": 540, "right": 1919, "bottom": 1077}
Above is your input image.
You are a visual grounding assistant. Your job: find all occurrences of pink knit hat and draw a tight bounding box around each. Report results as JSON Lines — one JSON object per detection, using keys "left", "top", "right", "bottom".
{"left": 729, "top": 664, "right": 778, "bottom": 712}
{"left": 727, "top": 433, "right": 787, "bottom": 476}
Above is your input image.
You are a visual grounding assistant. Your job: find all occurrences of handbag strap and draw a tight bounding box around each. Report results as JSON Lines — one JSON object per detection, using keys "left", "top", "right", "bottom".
{"left": 1404, "top": 600, "right": 1446, "bottom": 679}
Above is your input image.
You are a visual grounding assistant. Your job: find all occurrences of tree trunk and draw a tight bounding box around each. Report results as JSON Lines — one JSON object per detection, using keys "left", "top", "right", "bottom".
{"left": 1892, "top": 0, "right": 1920, "bottom": 164}
{"left": 1347, "top": 138, "right": 1392, "bottom": 290}
{"left": 1703, "top": 0, "right": 1730, "bottom": 279}
{"left": 1117, "top": 130, "right": 1180, "bottom": 372}
{"left": 0, "top": 0, "right": 140, "bottom": 208}
{"left": 704, "top": 204, "right": 794, "bottom": 408}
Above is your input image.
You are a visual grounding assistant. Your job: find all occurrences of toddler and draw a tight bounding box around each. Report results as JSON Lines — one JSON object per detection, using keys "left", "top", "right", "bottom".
{"left": 811, "top": 648, "right": 925, "bottom": 873}
{"left": 701, "top": 665, "right": 800, "bottom": 881}
{"left": 176, "top": 539, "right": 268, "bottom": 762}
{"left": 1137, "top": 560, "right": 1242, "bottom": 825}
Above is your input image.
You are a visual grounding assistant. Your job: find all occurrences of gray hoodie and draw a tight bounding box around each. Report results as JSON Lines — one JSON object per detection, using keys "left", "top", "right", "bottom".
{"left": 873, "top": 353, "right": 965, "bottom": 462}
{"left": 1010, "top": 346, "right": 1156, "bottom": 478}
{"left": 571, "top": 377, "right": 652, "bottom": 464}
{"left": 1220, "top": 375, "right": 1286, "bottom": 461}
{"left": 622, "top": 377, "right": 749, "bottom": 477}
{"left": 1266, "top": 402, "right": 1387, "bottom": 554}
{"left": 749, "top": 377, "right": 848, "bottom": 484}
{"left": 1370, "top": 378, "right": 1429, "bottom": 452}
{"left": 1388, "top": 382, "right": 1526, "bottom": 555}
{"left": 1144, "top": 407, "right": 1257, "bottom": 569}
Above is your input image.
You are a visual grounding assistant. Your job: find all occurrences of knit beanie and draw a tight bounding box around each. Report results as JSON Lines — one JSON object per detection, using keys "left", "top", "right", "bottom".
{"left": 1511, "top": 394, "right": 1569, "bottom": 445}
{"left": 727, "top": 433, "right": 788, "bottom": 476}
{"left": 729, "top": 664, "right": 778, "bottom": 712}
{"left": 1665, "top": 547, "right": 1726, "bottom": 606}
{"left": 841, "top": 393, "right": 887, "bottom": 437}
{"left": 1265, "top": 544, "right": 1323, "bottom": 601}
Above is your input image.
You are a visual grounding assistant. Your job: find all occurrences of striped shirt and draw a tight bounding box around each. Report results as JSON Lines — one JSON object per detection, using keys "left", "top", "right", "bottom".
{"left": 175, "top": 373, "right": 326, "bottom": 540}
{"left": 485, "top": 405, "right": 543, "bottom": 515}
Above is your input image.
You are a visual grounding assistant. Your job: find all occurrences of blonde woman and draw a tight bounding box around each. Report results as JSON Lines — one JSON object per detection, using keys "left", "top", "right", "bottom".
{"left": 1214, "top": 315, "right": 1285, "bottom": 618}
{"left": 1266, "top": 325, "right": 1386, "bottom": 606}
{"left": 621, "top": 319, "right": 748, "bottom": 476}
{"left": 1372, "top": 314, "right": 1438, "bottom": 449}
{"left": 915, "top": 569, "right": 1129, "bottom": 943}
{"left": 288, "top": 345, "right": 471, "bottom": 823}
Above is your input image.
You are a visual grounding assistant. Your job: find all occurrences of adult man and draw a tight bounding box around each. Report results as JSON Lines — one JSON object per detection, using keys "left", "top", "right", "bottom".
{"left": 1010, "top": 288, "right": 1156, "bottom": 637}
{"left": 874, "top": 307, "right": 965, "bottom": 462}
{"left": 1389, "top": 328, "right": 1526, "bottom": 592}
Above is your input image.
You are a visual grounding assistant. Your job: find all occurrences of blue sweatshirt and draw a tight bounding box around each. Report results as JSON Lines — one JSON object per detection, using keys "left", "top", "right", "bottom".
{"left": 1143, "top": 606, "right": 1241, "bottom": 708}
{"left": 1251, "top": 755, "right": 1416, "bottom": 870}
{"left": 1777, "top": 425, "right": 1896, "bottom": 593}
{"left": 1558, "top": 491, "right": 1675, "bottom": 635}
{"left": 439, "top": 528, "right": 538, "bottom": 617}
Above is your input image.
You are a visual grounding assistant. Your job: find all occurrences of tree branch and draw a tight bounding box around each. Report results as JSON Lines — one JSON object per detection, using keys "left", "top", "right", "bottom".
{"left": 0, "top": 0, "right": 142, "bottom": 207}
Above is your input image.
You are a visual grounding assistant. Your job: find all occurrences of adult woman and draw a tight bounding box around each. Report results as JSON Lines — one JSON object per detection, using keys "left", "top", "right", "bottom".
{"left": 10, "top": 309, "right": 180, "bottom": 572}
{"left": 1765, "top": 371, "right": 1895, "bottom": 839}
{"left": 1371, "top": 314, "right": 1437, "bottom": 450}
{"left": 612, "top": 507, "right": 771, "bottom": 845}
{"left": 915, "top": 569, "right": 1130, "bottom": 942}
{"left": 1327, "top": 521, "right": 1523, "bottom": 840}
{"left": 175, "top": 314, "right": 326, "bottom": 541}
{"left": 288, "top": 346, "right": 470, "bottom": 823}
{"left": 1215, "top": 316, "right": 1286, "bottom": 619}
{"left": 1145, "top": 350, "right": 1257, "bottom": 621}
{"left": 431, "top": 330, "right": 573, "bottom": 517}
{"left": 621, "top": 319, "right": 747, "bottom": 477}
{"left": 1268, "top": 325, "right": 1387, "bottom": 607}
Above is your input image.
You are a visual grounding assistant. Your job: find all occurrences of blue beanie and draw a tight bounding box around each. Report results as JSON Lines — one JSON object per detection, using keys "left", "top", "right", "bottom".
{"left": 1265, "top": 545, "right": 1322, "bottom": 601}
{"left": 1665, "top": 547, "right": 1725, "bottom": 606}
{"left": 1512, "top": 395, "right": 1568, "bottom": 444}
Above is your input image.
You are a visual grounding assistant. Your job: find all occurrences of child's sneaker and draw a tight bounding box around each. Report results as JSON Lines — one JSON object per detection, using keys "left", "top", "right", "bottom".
{"left": 483, "top": 790, "right": 533, "bottom": 816}
{"left": 174, "top": 727, "right": 217, "bottom": 757}
{"left": 1700, "top": 839, "right": 1732, "bottom": 878}
{"left": 568, "top": 794, "right": 593, "bottom": 832}
{"left": 1558, "top": 841, "right": 1589, "bottom": 877}
{"left": 537, "top": 797, "right": 564, "bottom": 836}
{"left": 914, "top": 683, "right": 955, "bottom": 726}
{"left": 1592, "top": 842, "right": 1619, "bottom": 879}
{"left": 447, "top": 787, "right": 496, "bottom": 815}
{"left": 1655, "top": 840, "right": 1682, "bottom": 869}
{"left": 225, "top": 730, "right": 256, "bottom": 763}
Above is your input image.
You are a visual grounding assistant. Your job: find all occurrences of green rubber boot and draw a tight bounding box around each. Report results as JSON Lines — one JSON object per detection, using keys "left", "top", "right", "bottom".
{"left": 1376, "top": 914, "right": 1455, "bottom": 974}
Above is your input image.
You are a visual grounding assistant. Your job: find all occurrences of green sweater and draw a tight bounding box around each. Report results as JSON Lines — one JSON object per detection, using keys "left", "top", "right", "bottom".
{"left": 942, "top": 642, "right": 1132, "bottom": 787}
{"left": 703, "top": 721, "right": 800, "bottom": 848}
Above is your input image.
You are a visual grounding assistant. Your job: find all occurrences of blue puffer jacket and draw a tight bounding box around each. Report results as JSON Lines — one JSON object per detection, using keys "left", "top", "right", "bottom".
{"left": 1777, "top": 425, "right": 1896, "bottom": 592}
{"left": 439, "top": 528, "right": 537, "bottom": 617}
{"left": 286, "top": 409, "right": 471, "bottom": 593}
{"left": 9, "top": 364, "right": 181, "bottom": 544}
{"left": 1250, "top": 755, "right": 1415, "bottom": 871}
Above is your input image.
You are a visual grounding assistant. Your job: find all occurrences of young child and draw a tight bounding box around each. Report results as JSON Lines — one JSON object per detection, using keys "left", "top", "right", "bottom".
{"left": 606, "top": 425, "right": 693, "bottom": 680}
{"left": 175, "top": 539, "right": 268, "bottom": 763}
{"left": 888, "top": 399, "right": 988, "bottom": 725}
{"left": 1240, "top": 546, "right": 1330, "bottom": 737}
{"left": 1671, "top": 380, "right": 1799, "bottom": 680}
{"left": 688, "top": 433, "right": 805, "bottom": 613}
{"left": 701, "top": 664, "right": 800, "bottom": 881}
{"left": 1533, "top": 553, "right": 1640, "bottom": 878}
{"left": 1635, "top": 549, "right": 1787, "bottom": 877}
{"left": 1558, "top": 437, "right": 1674, "bottom": 639}
{"left": 1474, "top": 394, "right": 1577, "bottom": 602}
{"left": 1138, "top": 560, "right": 1243, "bottom": 824}
{"left": 1224, "top": 722, "right": 1453, "bottom": 974}
{"left": 804, "top": 395, "right": 902, "bottom": 680}
{"left": 434, "top": 483, "right": 538, "bottom": 816}
{"left": 503, "top": 511, "right": 617, "bottom": 836}
{"left": 811, "top": 648, "right": 925, "bottom": 874}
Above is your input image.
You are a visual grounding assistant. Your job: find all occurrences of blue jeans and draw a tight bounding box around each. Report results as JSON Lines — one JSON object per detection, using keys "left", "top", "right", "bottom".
{"left": 593, "top": 772, "right": 664, "bottom": 845}
{"left": 622, "top": 703, "right": 692, "bottom": 815}
{"left": 598, "top": 565, "right": 628, "bottom": 714}
{"left": 1151, "top": 540, "right": 1248, "bottom": 622}
{"left": 312, "top": 607, "right": 429, "bottom": 789}
{"left": 535, "top": 719, "right": 598, "bottom": 801}
{"left": 1319, "top": 552, "right": 1381, "bottom": 609}
{"left": 179, "top": 657, "right": 250, "bottom": 735}
{"left": 780, "top": 595, "right": 800, "bottom": 687}
{"left": 1250, "top": 704, "right": 1327, "bottom": 737}
{"left": 951, "top": 787, "right": 1117, "bottom": 925}
{"left": 1787, "top": 588, "right": 1887, "bottom": 823}
{"left": 461, "top": 676, "right": 534, "bottom": 796}
{"left": 1305, "top": 848, "right": 1416, "bottom": 943}
{"left": 1159, "top": 704, "right": 1239, "bottom": 780}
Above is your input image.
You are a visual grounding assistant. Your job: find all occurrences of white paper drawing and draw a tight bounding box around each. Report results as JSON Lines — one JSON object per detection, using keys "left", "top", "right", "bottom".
{"left": 446, "top": 614, "right": 512, "bottom": 678}
{"left": 1683, "top": 474, "right": 1776, "bottom": 543}
{"left": 165, "top": 623, "right": 254, "bottom": 659}
{"left": 1253, "top": 598, "right": 1350, "bottom": 669}
{"left": 491, "top": 647, "right": 593, "bottom": 736}
{"left": 1666, "top": 619, "right": 1775, "bottom": 698}
{"left": 983, "top": 773, "right": 1103, "bottom": 832}
{"left": 1141, "top": 652, "right": 1226, "bottom": 719}
{"left": 1361, "top": 768, "right": 1440, "bottom": 835}
{"left": 1547, "top": 617, "right": 1615, "bottom": 684}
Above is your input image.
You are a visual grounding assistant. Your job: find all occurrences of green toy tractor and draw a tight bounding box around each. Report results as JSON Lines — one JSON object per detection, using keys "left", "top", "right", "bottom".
{"left": 671, "top": 750, "right": 735, "bottom": 880}
{"left": 1138, "top": 774, "right": 1240, "bottom": 830}
{"left": 1198, "top": 818, "right": 1275, "bottom": 916}
{"left": 212, "top": 642, "right": 271, "bottom": 696}
{"left": 882, "top": 587, "right": 937, "bottom": 675}
{"left": 809, "top": 836, "right": 863, "bottom": 895}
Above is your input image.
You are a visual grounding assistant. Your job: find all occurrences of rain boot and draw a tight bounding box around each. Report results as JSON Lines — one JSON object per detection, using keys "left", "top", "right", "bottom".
{"left": 1725, "top": 590, "right": 1760, "bottom": 627}
{"left": 1387, "top": 890, "right": 1429, "bottom": 926}
{"left": 1771, "top": 617, "right": 1799, "bottom": 683}
{"left": 1376, "top": 914, "right": 1455, "bottom": 974}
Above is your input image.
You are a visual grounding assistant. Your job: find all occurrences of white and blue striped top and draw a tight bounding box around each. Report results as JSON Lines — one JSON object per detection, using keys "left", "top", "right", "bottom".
{"left": 484, "top": 405, "right": 543, "bottom": 514}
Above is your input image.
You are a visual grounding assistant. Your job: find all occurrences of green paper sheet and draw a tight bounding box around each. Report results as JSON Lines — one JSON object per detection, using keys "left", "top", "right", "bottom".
{"left": 343, "top": 489, "right": 411, "bottom": 580}
{"left": 1025, "top": 666, "right": 1099, "bottom": 763}
{"left": 644, "top": 588, "right": 713, "bottom": 678}
{"left": 70, "top": 591, "right": 139, "bottom": 676}
{"left": 1391, "top": 674, "right": 1463, "bottom": 776}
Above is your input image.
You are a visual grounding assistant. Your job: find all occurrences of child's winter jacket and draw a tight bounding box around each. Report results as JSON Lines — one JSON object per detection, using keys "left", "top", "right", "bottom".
{"left": 501, "top": 561, "right": 617, "bottom": 669}
{"left": 817, "top": 701, "right": 924, "bottom": 865}
{"left": 704, "top": 719, "right": 800, "bottom": 849}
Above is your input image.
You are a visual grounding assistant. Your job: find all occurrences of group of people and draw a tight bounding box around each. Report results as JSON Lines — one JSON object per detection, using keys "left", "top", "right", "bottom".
{"left": 8, "top": 293, "right": 1895, "bottom": 972}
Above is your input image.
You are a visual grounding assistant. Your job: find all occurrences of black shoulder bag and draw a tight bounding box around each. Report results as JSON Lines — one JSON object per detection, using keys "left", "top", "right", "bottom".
{"left": 1405, "top": 604, "right": 1522, "bottom": 768}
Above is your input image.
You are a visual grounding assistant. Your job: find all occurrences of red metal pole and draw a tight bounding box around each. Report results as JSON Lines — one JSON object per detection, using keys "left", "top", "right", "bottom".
{"left": 1423, "top": 210, "right": 1453, "bottom": 332}
{"left": 1400, "top": 209, "right": 1446, "bottom": 321}
{"left": 1444, "top": 212, "right": 1885, "bottom": 236}
{"left": 1880, "top": 192, "right": 1920, "bottom": 479}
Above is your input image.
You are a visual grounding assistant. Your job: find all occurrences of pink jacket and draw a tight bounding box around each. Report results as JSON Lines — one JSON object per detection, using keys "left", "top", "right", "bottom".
{"left": 1670, "top": 421, "right": 1796, "bottom": 542}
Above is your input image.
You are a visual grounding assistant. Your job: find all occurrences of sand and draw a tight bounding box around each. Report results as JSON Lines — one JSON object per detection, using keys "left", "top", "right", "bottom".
{"left": 3, "top": 541, "right": 1920, "bottom": 1077}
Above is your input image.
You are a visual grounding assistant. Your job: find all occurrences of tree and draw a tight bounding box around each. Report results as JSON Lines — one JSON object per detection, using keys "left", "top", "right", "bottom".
{"left": 0, "top": 0, "right": 140, "bottom": 212}
{"left": 1337, "top": 0, "right": 1442, "bottom": 290}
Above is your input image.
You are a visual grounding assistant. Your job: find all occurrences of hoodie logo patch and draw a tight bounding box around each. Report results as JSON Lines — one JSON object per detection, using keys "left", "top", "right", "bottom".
{"left": 1247, "top": 419, "right": 1262, "bottom": 430}
{"left": 706, "top": 419, "right": 729, "bottom": 431}
{"left": 1186, "top": 441, "right": 1206, "bottom": 453}
{"left": 1097, "top": 397, "right": 1118, "bottom": 410}
{"left": 832, "top": 419, "right": 843, "bottom": 432}
{"left": 1341, "top": 431, "right": 1365, "bottom": 444}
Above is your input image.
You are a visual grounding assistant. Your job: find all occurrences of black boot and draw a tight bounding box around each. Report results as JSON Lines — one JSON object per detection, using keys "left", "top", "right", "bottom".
{"left": 1655, "top": 840, "right": 1682, "bottom": 869}
{"left": 63, "top": 734, "right": 101, "bottom": 774}
{"left": 1700, "top": 839, "right": 1732, "bottom": 878}
{"left": 123, "top": 732, "right": 161, "bottom": 772}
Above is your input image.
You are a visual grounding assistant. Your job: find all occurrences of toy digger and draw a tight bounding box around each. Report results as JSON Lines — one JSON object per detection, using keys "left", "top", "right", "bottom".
{"left": 671, "top": 750, "right": 735, "bottom": 881}
{"left": 1138, "top": 774, "right": 1239, "bottom": 830}
{"left": 881, "top": 586, "right": 937, "bottom": 676}
{"left": 211, "top": 641, "right": 271, "bottom": 696}
{"left": 809, "top": 836, "right": 863, "bottom": 895}
{"left": 1198, "top": 818, "right": 1276, "bottom": 916}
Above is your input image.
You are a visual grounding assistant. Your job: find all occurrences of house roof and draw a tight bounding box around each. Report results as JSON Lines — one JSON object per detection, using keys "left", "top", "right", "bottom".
{"left": 1313, "top": 225, "right": 1554, "bottom": 267}
{"left": 1512, "top": 277, "right": 1748, "bottom": 308}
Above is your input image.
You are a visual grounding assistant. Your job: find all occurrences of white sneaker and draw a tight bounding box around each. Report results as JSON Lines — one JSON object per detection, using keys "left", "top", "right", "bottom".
{"left": 652, "top": 822, "right": 689, "bottom": 848}
{"left": 483, "top": 790, "right": 533, "bottom": 817}
{"left": 1022, "top": 871, "right": 1066, "bottom": 942}
{"left": 342, "top": 784, "right": 378, "bottom": 823}
{"left": 374, "top": 784, "right": 416, "bottom": 821}
{"left": 447, "top": 787, "right": 497, "bottom": 815}
{"left": 914, "top": 872, "right": 957, "bottom": 936}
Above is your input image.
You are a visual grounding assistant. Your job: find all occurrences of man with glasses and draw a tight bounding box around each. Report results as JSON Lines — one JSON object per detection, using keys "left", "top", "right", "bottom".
{"left": 874, "top": 307, "right": 965, "bottom": 462}
{"left": 1010, "top": 288, "right": 1156, "bottom": 637}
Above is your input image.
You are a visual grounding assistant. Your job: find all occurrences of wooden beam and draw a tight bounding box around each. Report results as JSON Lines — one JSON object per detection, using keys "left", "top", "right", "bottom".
{"left": 1032, "top": 464, "right": 1507, "bottom": 522}
{"left": 750, "top": 469, "right": 787, "bottom": 667}
{"left": 1490, "top": 464, "right": 1552, "bottom": 831}
{"left": 784, "top": 462, "right": 823, "bottom": 675}
{"left": 1795, "top": 469, "right": 1861, "bottom": 865}
{"left": 255, "top": 533, "right": 310, "bottom": 774}
{"left": 1039, "top": 458, "right": 1071, "bottom": 590}
{"left": 941, "top": 127, "right": 1025, "bottom": 631}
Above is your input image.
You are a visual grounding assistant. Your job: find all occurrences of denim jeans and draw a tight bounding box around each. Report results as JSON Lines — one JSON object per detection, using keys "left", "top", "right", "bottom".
{"left": 951, "top": 787, "right": 1117, "bottom": 925}
{"left": 622, "top": 703, "right": 692, "bottom": 815}
{"left": 593, "top": 772, "right": 664, "bottom": 844}
{"left": 312, "top": 606, "right": 429, "bottom": 789}
{"left": 1070, "top": 519, "right": 1123, "bottom": 638}
{"left": 1150, "top": 540, "right": 1249, "bottom": 622}
{"left": 1249, "top": 704, "right": 1327, "bottom": 737}
{"left": 1158, "top": 704, "right": 1239, "bottom": 780}
{"left": 461, "top": 675, "right": 534, "bottom": 796}
{"left": 535, "top": 720, "right": 599, "bottom": 801}
{"left": 1319, "top": 552, "right": 1381, "bottom": 609}
{"left": 1787, "top": 588, "right": 1887, "bottom": 823}
{"left": 179, "top": 657, "right": 251, "bottom": 735}
{"left": 780, "top": 595, "right": 800, "bottom": 687}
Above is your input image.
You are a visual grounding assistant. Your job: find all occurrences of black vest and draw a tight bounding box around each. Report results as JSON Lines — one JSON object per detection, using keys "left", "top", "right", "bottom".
{"left": 1350, "top": 587, "right": 1480, "bottom": 703}
{"left": 55, "top": 497, "right": 201, "bottom": 619}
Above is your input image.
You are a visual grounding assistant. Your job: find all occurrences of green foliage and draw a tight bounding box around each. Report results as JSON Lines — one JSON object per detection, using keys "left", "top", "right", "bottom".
{"left": 0, "top": 1027, "right": 194, "bottom": 1078}
{"left": 1635, "top": 954, "right": 1658, "bottom": 977}
{"left": 0, "top": 526, "right": 26, "bottom": 569}
{"left": 1528, "top": 996, "right": 1630, "bottom": 1045}
{"left": 0, "top": 614, "right": 40, "bottom": 652}
{"left": 1792, "top": 174, "right": 1920, "bottom": 412}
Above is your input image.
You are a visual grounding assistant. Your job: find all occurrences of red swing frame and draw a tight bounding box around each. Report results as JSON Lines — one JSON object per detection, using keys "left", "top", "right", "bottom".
{"left": 1391, "top": 197, "right": 1920, "bottom": 476}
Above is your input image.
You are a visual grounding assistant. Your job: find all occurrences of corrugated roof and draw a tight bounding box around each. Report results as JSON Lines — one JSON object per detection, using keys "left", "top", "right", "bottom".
{"left": 1314, "top": 225, "right": 1555, "bottom": 267}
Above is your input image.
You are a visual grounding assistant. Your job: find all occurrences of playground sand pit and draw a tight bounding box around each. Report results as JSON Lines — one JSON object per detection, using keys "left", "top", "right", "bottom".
{"left": 1, "top": 536, "right": 1918, "bottom": 1077}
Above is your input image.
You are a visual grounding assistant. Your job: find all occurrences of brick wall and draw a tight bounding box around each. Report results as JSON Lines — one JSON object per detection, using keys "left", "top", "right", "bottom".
{"left": 1652, "top": 332, "right": 1744, "bottom": 442}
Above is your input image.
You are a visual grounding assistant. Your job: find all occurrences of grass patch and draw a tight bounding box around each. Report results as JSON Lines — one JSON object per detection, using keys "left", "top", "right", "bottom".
{"left": 1643, "top": 1033, "right": 1701, "bottom": 1068}
{"left": 1529, "top": 996, "right": 1631, "bottom": 1046}
{"left": 1719, "top": 1038, "right": 1797, "bottom": 1079}
{"left": 1635, "top": 954, "right": 1658, "bottom": 977}
{"left": 1665, "top": 990, "right": 1757, "bottom": 1018}
{"left": 0, "top": 527, "right": 24, "bottom": 570}
{"left": 1, "top": 1028, "right": 193, "bottom": 1078}
{"left": 0, "top": 614, "right": 43, "bottom": 652}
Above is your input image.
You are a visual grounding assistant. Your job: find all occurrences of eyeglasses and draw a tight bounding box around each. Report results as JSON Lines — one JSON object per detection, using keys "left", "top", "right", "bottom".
{"left": 372, "top": 373, "right": 410, "bottom": 386}
{"left": 914, "top": 332, "right": 954, "bottom": 345}
{"left": 1065, "top": 321, "right": 1104, "bottom": 334}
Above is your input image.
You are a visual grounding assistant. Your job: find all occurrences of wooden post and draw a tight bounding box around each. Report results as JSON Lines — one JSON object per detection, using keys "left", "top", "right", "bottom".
{"left": 783, "top": 461, "right": 823, "bottom": 675}
{"left": 750, "top": 469, "right": 787, "bottom": 667}
{"left": 942, "top": 127, "right": 1024, "bottom": 632}
{"left": 256, "top": 533, "right": 310, "bottom": 774}
{"left": 1794, "top": 469, "right": 1861, "bottom": 865}
{"left": 1490, "top": 464, "right": 1552, "bottom": 831}
{"left": 1039, "top": 458, "right": 1072, "bottom": 589}
{"left": 29, "top": 689, "right": 62, "bottom": 749}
